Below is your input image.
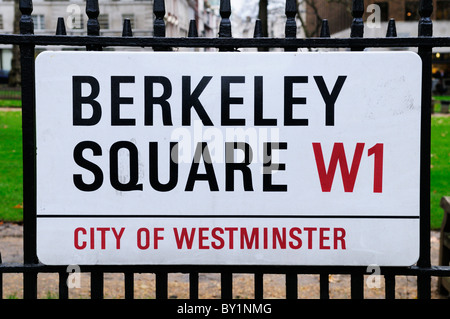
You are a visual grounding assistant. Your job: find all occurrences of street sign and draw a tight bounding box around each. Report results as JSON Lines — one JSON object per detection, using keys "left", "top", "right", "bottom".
{"left": 35, "top": 51, "right": 421, "bottom": 266}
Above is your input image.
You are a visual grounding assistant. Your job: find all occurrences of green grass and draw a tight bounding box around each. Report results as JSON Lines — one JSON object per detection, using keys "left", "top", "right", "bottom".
{"left": 433, "top": 95, "right": 450, "bottom": 113}
{"left": 0, "top": 110, "right": 449, "bottom": 229}
{"left": 0, "top": 110, "right": 23, "bottom": 222}
{"left": 430, "top": 116, "right": 450, "bottom": 229}
{"left": 0, "top": 99, "right": 21, "bottom": 108}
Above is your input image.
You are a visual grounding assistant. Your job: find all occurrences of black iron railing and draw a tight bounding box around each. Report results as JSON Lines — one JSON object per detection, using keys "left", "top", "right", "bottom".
{"left": 0, "top": 0, "right": 449, "bottom": 300}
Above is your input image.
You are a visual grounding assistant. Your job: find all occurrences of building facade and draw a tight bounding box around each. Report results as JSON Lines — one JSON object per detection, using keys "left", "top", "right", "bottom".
{"left": 0, "top": 0, "right": 220, "bottom": 72}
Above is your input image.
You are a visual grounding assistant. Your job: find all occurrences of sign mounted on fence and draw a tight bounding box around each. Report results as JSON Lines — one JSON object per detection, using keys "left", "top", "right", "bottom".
{"left": 35, "top": 51, "right": 421, "bottom": 266}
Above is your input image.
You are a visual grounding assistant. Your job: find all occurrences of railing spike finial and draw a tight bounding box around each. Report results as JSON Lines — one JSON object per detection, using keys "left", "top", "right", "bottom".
{"left": 85, "top": 0, "right": 101, "bottom": 50}
{"left": 254, "top": 19, "right": 263, "bottom": 38}
{"left": 86, "top": 0, "right": 100, "bottom": 36}
{"left": 219, "top": 0, "right": 232, "bottom": 38}
{"left": 153, "top": 0, "right": 166, "bottom": 37}
{"left": 320, "top": 19, "right": 330, "bottom": 38}
{"left": 350, "top": 0, "right": 364, "bottom": 38}
{"left": 19, "top": 0, "right": 34, "bottom": 35}
{"left": 386, "top": 18, "right": 397, "bottom": 38}
{"left": 122, "top": 19, "right": 133, "bottom": 37}
{"left": 188, "top": 20, "right": 198, "bottom": 38}
{"left": 419, "top": 0, "right": 433, "bottom": 37}
{"left": 284, "top": 0, "right": 297, "bottom": 51}
{"left": 285, "top": 0, "right": 297, "bottom": 39}
{"left": 56, "top": 17, "right": 67, "bottom": 35}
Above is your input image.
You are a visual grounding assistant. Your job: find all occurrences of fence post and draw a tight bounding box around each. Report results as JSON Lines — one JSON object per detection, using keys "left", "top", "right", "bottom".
{"left": 86, "top": 0, "right": 102, "bottom": 51}
{"left": 319, "top": 273, "right": 329, "bottom": 299}
{"left": 156, "top": 272, "right": 168, "bottom": 299}
{"left": 153, "top": 0, "right": 171, "bottom": 51}
{"left": 91, "top": 270, "right": 104, "bottom": 299}
{"left": 350, "top": 0, "right": 364, "bottom": 51}
{"left": 219, "top": 0, "right": 233, "bottom": 52}
{"left": 153, "top": 0, "right": 166, "bottom": 37}
{"left": 350, "top": 0, "right": 364, "bottom": 38}
{"left": 189, "top": 272, "right": 199, "bottom": 299}
{"left": 124, "top": 272, "right": 134, "bottom": 299}
{"left": 221, "top": 271, "right": 233, "bottom": 299}
{"left": 284, "top": 0, "right": 297, "bottom": 52}
{"left": 285, "top": 273, "right": 297, "bottom": 299}
{"left": 417, "top": 0, "right": 433, "bottom": 300}
{"left": 350, "top": 271, "right": 364, "bottom": 299}
{"left": 254, "top": 272, "right": 264, "bottom": 299}
{"left": 19, "top": 0, "right": 38, "bottom": 300}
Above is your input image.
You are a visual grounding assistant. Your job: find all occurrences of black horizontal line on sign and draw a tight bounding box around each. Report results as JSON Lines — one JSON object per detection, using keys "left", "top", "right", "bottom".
{"left": 36, "top": 215, "right": 420, "bottom": 219}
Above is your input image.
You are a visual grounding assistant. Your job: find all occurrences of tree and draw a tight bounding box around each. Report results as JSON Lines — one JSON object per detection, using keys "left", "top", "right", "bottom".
{"left": 296, "top": 0, "right": 352, "bottom": 38}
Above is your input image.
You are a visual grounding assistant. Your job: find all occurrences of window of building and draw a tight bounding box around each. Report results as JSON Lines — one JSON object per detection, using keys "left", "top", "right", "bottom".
{"left": 98, "top": 14, "right": 109, "bottom": 29}
{"left": 0, "top": 15, "right": 3, "bottom": 29}
{"left": 31, "top": 15, "right": 45, "bottom": 30}
{"left": 437, "top": 1, "right": 450, "bottom": 20}
{"left": 122, "top": 14, "right": 135, "bottom": 29}
{"left": 405, "top": 1, "right": 420, "bottom": 21}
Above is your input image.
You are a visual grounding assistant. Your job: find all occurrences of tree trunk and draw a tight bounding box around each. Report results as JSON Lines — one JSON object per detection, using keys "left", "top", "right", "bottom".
{"left": 258, "top": 0, "right": 268, "bottom": 37}
{"left": 258, "top": 0, "right": 268, "bottom": 51}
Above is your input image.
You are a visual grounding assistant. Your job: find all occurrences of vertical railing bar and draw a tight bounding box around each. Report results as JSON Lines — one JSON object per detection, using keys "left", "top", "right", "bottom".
{"left": 350, "top": 0, "right": 364, "bottom": 38}
{"left": 189, "top": 272, "right": 199, "bottom": 299}
{"left": 59, "top": 271, "right": 69, "bottom": 299}
{"left": 153, "top": 0, "right": 171, "bottom": 51}
{"left": 254, "top": 272, "right": 264, "bottom": 299}
{"left": 384, "top": 274, "right": 396, "bottom": 299}
{"left": 153, "top": 0, "right": 166, "bottom": 37}
{"left": 86, "top": 0, "right": 102, "bottom": 51}
{"left": 285, "top": 273, "right": 297, "bottom": 299}
{"left": 155, "top": 272, "right": 168, "bottom": 299}
{"left": 218, "top": 0, "right": 233, "bottom": 51}
{"left": 254, "top": 19, "right": 269, "bottom": 51}
{"left": 350, "top": 273, "right": 364, "bottom": 299}
{"left": 0, "top": 253, "right": 3, "bottom": 299}
{"left": 284, "top": 0, "right": 297, "bottom": 52}
{"left": 417, "top": 0, "right": 433, "bottom": 300}
{"left": 319, "top": 273, "right": 329, "bottom": 299}
{"left": 19, "top": 0, "right": 38, "bottom": 300}
{"left": 350, "top": 0, "right": 364, "bottom": 51}
{"left": 124, "top": 272, "right": 134, "bottom": 299}
{"left": 221, "top": 272, "right": 232, "bottom": 299}
{"left": 91, "top": 271, "right": 104, "bottom": 299}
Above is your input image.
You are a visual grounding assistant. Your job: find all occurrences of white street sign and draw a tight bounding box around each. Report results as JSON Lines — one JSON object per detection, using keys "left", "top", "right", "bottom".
{"left": 35, "top": 51, "right": 422, "bottom": 266}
